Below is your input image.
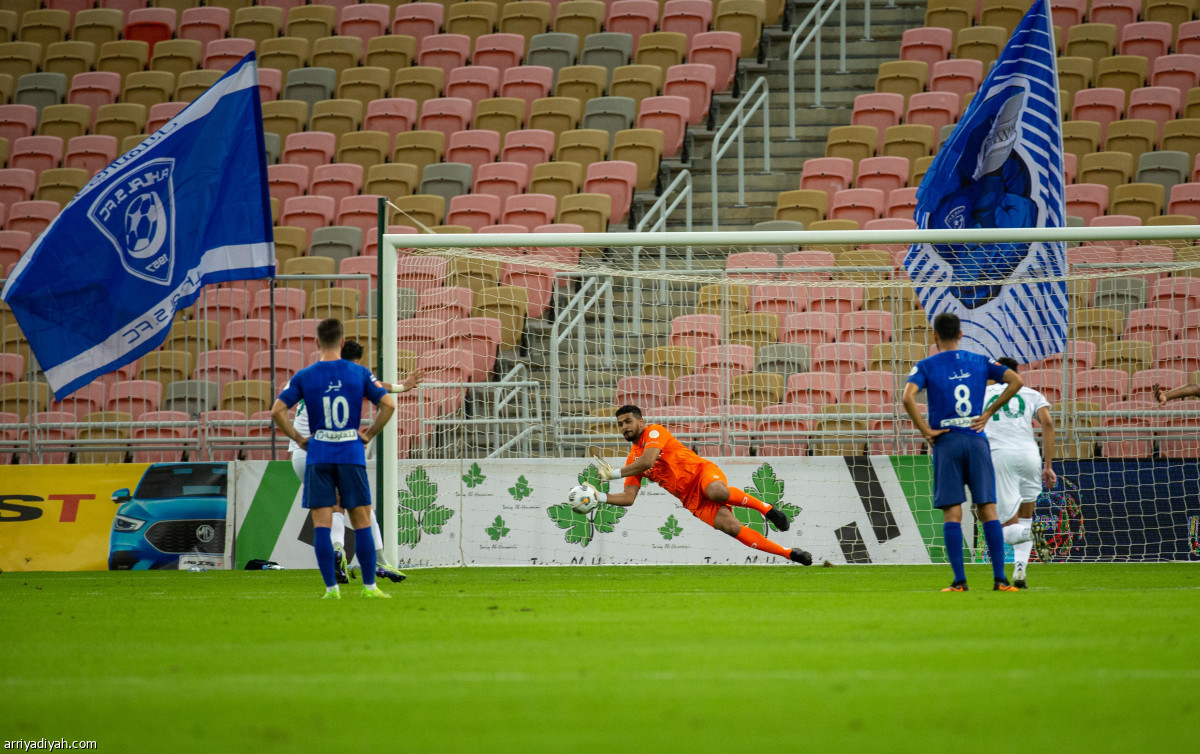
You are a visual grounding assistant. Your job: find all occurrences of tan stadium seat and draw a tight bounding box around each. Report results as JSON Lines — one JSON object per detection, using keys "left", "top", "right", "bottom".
{"left": 306, "top": 287, "right": 360, "bottom": 322}
{"left": 1079, "top": 150, "right": 1135, "bottom": 192}
{"left": 1061, "top": 120, "right": 1102, "bottom": 162}
{"left": 392, "top": 66, "right": 445, "bottom": 107}
{"left": 72, "top": 9, "right": 124, "bottom": 48}
{"left": 393, "top": 130, "right": 446, "bottom": 175}
{"left": 611, "top": 127, "right": 663, "bottom": 191}
{"left": 500, "top": 1, "right": 552, "bottom": 44}
{"left": 286, "top": 5, "right": 337, "bottom": 44}
{"left": 1162, "top": 118, "right": 1200, "bottom": 162}
{"left": 150, "top": 39, "right": 202, "bottom": 77}
{"left": 528, "top": 95, "right": 582, "bottom": 137}
{"left": 555, "top": 128, "right": 608, "bottom": 165}
{"left": 530, "top": 160, "right": 585, "bottom": 202}
{"left": 472, "top": 285, "right": 528, "bottom": 350}
{"left": 163, "top": 319, "right": 222, "bottom": 362}
{"left": 635, "top": 31, "right": 688, "bottom": 74}
{"left": 97, "top": 40, "right": 149, "bottom": 84}
{"left": 554, "top": 64, "right": 608, "bottom": 105}
{"left": 775, "top": 189, "right": 827, "bottom": 226}
{"left": 473, "top": 96, "right": 525, "bottom": 138}
{"left": 726, "top": 313, "right": 780, "bottom": 355}
{"left": 557, "top": 191, "right": 611, "bottom": 232}
{"left": 311, "top": 37, "right": 361, "bottom": 78}
{"left": 368, "top": 34, "right": 416, "bottom": 73}
{"left": 729, "top": 372, "right": 785, "bottom": 412}
{"left": 77, "top": 411, "right": 132, "bottom": 464}
{"left": 37, "top": 104, "right": 89, "bottom": 141}
{"left": 1105, "top": 119, "right": 1157, "bottom": 162}
{"left": 311, "top": 99, "right": 364, "bottom": 145}
{"left": 1057, "top": 56, "right": 1094, "bottom": 101}
{"left": 1071, "top": 307, "right": 1125, "bottom": 349}
{"left": 1096, "top": 55, "right": 1149, "bottom": 99}
{"left": 339, "top": 66, "right": 391, "bottom": 107}
{"left": 176, "top": 69, "right": 221, "bottom": 102}
{"left": 282, "top": 256, "right": 336, "bottom": 300}
{"left": 43, "top": 41, "right": 96, "bottom": 79}
{"left": 881, "top": 124, "right": 935, "bottom": 162}
{"left": 610, "top": 64, "right": 663, "bottom": 108}
{"left": 644, "top": 345, "right": 696, "bottom": 383}
{"left": 1098, "top": 340, "right": 1154, "bottom": 375}
{"left": 875, "top": 61, "right": 927, "bottom": 105}
{"left": 714, "top": 0, "right": 765, "bottom": 59}
{"left": 1145, "top": 0, "right": 1195, "bottom": 27}
{"left": 393, "top": 193, "right": 446, "bottom": 229}
{"left": 1066, "top": 23, "right": 1117, "bottom": 65}
{"left": 272, "top": 226, "right": 308, "bottom": 265}
{"left": 1111, "top": 182, "right": 1165, "bottom": 221}
{"left": 924, "top": 0, "right": 974, "bottom": 36}
{"left": 232, "top": 6, "right": 282, "bottom": 45}
{"left": 954, "top": 25, "right": 1006, "bottom": 66}
{"left": 20, "top": 10, "right": 71, "bottom": 53}
{"left": 980, "top": 0, "right": 1029, "bottom": 35}
{"left": 221, "top": 379, "right": 273, "bottom": 417}
{"left": 446, "top": 2, "right": 499, "bottom": 46}
{"left": 122, "top": 70, "right": 175, "bottom": 109}
{"left": 694, "top": 282, "right": 750, "bottom": 316}
{"left": 825, "top": 125, "right": 877, "bottom": 167}
{"left": 261, "top": 99, "right": 309, "bottom": 140}
{"left": 140, "top": 350, "right": 196, "bottom": 393}
{"left": 554, "top": 1, "right": 606, "bottom": 46}
{"left": 36, "top": 167, "right": 88, "bottom": 207}
{"left": 366, "top": 163, "right": 420, "bottom": 199}
{"left": 445, "top": 256, "right": 502, "bottom": 292}
{"left": 869, "top": 342, "right": 927, "bottom": 373}
{"left": 260, "top": 37, "right": 311, "bottom": 80}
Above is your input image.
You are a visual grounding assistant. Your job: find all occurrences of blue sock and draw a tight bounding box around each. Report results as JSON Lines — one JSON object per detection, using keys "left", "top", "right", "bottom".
{"left": 983, "top": 519, "right": 1007, "bottom": 581}
{"left": 943, "top": 521, "right": 966, "bottom": 583}
{"left": 356, "top": 525, "right": 377, "bottom": 587}
{"left": 313, "top": 526, "right": 337, "bottom": 588}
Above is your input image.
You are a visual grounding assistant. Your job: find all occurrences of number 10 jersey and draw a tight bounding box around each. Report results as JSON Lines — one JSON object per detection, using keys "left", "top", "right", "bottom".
{"left": 277, "top": 359, "right": 388, "bottom": 466}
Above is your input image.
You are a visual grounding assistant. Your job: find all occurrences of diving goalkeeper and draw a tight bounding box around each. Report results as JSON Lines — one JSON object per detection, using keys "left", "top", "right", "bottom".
{"left": 582, "top": 405, "right": 812, "bottom": 564}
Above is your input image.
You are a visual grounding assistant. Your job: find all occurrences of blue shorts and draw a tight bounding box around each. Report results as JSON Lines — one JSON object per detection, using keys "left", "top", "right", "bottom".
{"left": 931, "top": 431, "right": 996, "bottom": 509}
{"left": 303, "top": 463, "right": 372, "bottom": 509}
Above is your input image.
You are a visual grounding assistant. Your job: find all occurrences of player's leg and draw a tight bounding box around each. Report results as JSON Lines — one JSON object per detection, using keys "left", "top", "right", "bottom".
{"left": 329, "top": 500, "right": 350, "bottom": 584}
{"left": 701, "top": 502, "right": 811, "bottom": 564}
{"left": 994, "top": 452, "right": 1030, "bottom": 586}
{"left": 1011, "top": 500, "right": 1036, "bottom": 587}
{"left": 966, "top": 436, "right": 1013, "bottom": 590}
{"left": 933, "top": 436, "right": 970, "bottom": 590}
{"left": 701, "top": 465, "right": 791, "bottom": 531}
{"left": 370, "top": 506, "right": 407, "bottom": 583}
{"left": 303, "top": 464, "right": 341, "bottom": 598}
{"left": 339, "top": 466, "right": 391, "bottom": 598}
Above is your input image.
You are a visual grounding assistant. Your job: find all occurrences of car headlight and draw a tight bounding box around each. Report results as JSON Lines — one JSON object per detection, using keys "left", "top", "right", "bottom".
{"left": 113, "top": 514, "right": 146, "bottom": 532}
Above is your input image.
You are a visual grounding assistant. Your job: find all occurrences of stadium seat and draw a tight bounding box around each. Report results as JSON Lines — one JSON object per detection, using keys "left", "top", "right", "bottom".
{"left": 417, "top": 33, "right": 472, "bottom": 77}
{"left": 473, "top": 33, "right": 526, "bottom": 75}
{"left": 1152, "top": 54, "right": 1200, "bottom": 92}
{"left": 875, "top": 60, "right": 927, "bottom": 105}
{"left": 311, "top": 38, "right": 364, "bottom": 79}
{"left": 799, "top": 157, "right": 854, "bottom": 201}
{"left": 525, "top": 32, "right": 578, "bottom": 84}
{"left": 418, "top": 96, "right": 474, "bottom": 139}
{"left": 824, "top": 125, "right": 877, "bottom": 168}
{"left": 829, "top": 188, "right": 885, "bottom": 226}
{"left": 929, "top": 58, "right": 983, "bottom": 102}
{"left": 1067, "top": 23, "right": 1117, "bottom": 65}
{"left": 1118, "top": 21, "right": 1172, "bottom": 60}
{"left": 474, "top": 161, "right": 530, "bottom": 203}
{"left": 392, "top": 66, "right": 445, "bottom": 108}
{"left": 774, "top": 189, "right": 827, "bottom": 226}
{"left": 446, "top": 65, "right": 501, "bottom": 110}
{"left": 528, "top": 95, "right": 582, "bottom": 136}
{"left": 583, "top": 160, "right": 637, "bottom": 224}
{"left": 900, "top": 27, "right": 953, "bottom": 67}
{"left": 286, "top": 5, "right": 337, "bottom": 44}
{"left": 784, "top": 371, "right": 840, "bottom": 410}
{"left": 72, "top": 9, "right": 123, "bottom": 48}
{"left": 179, "top": 7, "right": 230, "bottom": 47}
{"left": 955, "top": 25, "right": 1006, "bottom": 66}
{"left": 905, "top": 91, "right": 960, "bottom": 133}
{"left": 855, "top": 156, "right": 910, "bottom": 196}
{"left": 850, "top": 92, "right": 905, "bottom": 132}
{"left": 501, "top": 128, "right": 556, "bottom": 172}
{"left": 339, "top": 3, "right": 390, "bottom": 49}
{"left": 203, "top": 38, "right": 253, "bottom": 72}
{"left": 500, "top": 65, "right": 555, "bottom": 109}
{"left": 580, "top": 32, "right": 634, "bottom": 77}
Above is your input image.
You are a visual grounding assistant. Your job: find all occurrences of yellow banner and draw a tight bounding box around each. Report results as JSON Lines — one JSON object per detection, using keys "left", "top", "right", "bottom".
{"left": 0, "top": 464, "right": 150, "bottom": 572}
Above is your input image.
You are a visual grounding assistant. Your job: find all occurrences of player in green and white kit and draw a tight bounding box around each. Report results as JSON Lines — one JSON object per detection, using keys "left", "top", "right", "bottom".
{"left": 983, "top": 357, "right": 1056, "bottom": 587}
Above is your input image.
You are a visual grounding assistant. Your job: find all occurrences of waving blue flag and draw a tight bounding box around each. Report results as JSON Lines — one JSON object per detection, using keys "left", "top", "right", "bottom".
{"left": 1, "top": 53, "right": 274, "bottom": 400}
{"left": 904, "top": 0, "right": 1067, "bottom": 363}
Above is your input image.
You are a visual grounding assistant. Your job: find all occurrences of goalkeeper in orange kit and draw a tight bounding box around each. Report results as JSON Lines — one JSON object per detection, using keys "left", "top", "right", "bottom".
{"left": 587, "top": 405, "right": 812, "bottom": 564}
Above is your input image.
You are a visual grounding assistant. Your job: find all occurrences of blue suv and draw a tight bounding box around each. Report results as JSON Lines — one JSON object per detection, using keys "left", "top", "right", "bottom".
{"left": 108, "top": 463, "right": 229, "bottom": 570}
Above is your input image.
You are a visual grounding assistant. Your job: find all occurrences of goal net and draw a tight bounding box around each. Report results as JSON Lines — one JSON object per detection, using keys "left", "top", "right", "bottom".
{"left": 374, "top": 225, "right": 1200, "bottom": 568}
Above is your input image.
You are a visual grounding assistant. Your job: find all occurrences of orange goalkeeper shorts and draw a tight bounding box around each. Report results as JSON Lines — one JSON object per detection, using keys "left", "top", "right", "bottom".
{"left": 679, "top": 462, "right": 728, "bottom": 526}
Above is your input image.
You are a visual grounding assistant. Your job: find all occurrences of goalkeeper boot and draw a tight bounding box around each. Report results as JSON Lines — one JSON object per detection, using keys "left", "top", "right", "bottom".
{"left": 361, "top": 585, "right": 392, "bottom": 599}
{"left": 941, "top": 581, "right": 968, "bottom": 592}
{"left": 1031, "top": 521, "right": 1053, "bottom": 564}
{"left": 765, "top": 505, "right": 791, "bottom": 532}
{"left": 332, "top": 545, "right": 349, "bottom": 585}
{"left": 376, "top": 563, "right": 407, "bottom": 583}
{"left": 788, "top": 547, "right": 813, "bottom": 565}
{"left": 321, "top": 587, "right": 341, "bottom": 600}
{"left": 993, "top": 579, "right": 1019, "bottom": 592}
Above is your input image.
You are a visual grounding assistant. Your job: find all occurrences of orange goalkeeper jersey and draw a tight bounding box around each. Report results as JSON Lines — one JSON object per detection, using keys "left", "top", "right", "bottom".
{"left": 624, "top": 424, "right": 707, "bottom": 497}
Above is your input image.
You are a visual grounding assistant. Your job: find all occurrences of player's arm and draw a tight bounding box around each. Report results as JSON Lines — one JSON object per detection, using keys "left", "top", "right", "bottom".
{"left": 901, "top": 382, "right": 946, "bottom": 445}
{"left": 1036, "top": 405, "right": 1057, "bottom": 488}
{"left": 1153, "top": 381, "right": 1200, "bottom": 404}
{"left": 393, "top": 368, "right": 425, "bottom": 394}
{"left": 271, "top": 398, "right": 307, "bottom": 449}
{"left": 594, "top": 446, "right": 660, "bottom": 481}
{"left": 972, "top": 368, "right": 1023, "bottom": 431}
{"left": 597, "top": 480, "right": 641, "bottom": 507}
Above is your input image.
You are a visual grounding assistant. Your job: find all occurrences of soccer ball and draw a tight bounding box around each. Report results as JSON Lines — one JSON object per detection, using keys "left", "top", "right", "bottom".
{"left": 567, "top": 484, "right": 598, "bottom": 514}
{"left": 124, "top": 194, "right": 160, "bottom": 253}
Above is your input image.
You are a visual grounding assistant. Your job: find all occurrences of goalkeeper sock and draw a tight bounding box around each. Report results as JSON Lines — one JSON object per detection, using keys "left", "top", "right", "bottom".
{"left": 355, "top": 526, "right": 377, "bottom": 587}
{"left": 1003, "top": 520, "right": 1031, "bottom": 545}
{"left": 734, "top": 526, "right": 791, "bottom": 559}
{"left": 313, "top": 526, "right": 337, "bottom": 589}
{"left": 943, "top": 522, "right": 966, "bottom": 583}
{"left": 982, "top": 519, "right": 1007, "bottom": 581}
{"left": 330, "top": 511, "right": 346, "bottom": 550}
{"left": 727, "top": 487, "right": 771, "bottom": 515}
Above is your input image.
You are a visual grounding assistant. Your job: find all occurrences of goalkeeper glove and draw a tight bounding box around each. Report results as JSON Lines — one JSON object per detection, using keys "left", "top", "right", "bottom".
{"left": 592, "top": 454, "right": 618, "bottom": 481}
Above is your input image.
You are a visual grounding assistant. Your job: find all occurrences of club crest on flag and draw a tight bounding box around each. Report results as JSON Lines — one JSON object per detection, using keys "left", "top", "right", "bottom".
{"left": 87, "top": 157, "right": 177, "bottom": 285}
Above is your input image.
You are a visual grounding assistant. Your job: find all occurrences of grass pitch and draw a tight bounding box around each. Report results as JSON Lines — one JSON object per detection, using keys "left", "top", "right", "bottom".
{"left": 2, "top": 564, "right": 1197, "bottom": 752}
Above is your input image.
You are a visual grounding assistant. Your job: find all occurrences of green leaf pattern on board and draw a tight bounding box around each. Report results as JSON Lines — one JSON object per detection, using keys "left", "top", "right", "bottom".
{"left": 486, "top": 515, "right": 510, "bottom": 541}
{"left": 508, "top": 475, "right": 532, "bottom": 500}
{"left": 658, "top": 514, "right": 683, "bottom": 541}
{"left": 397, "top": 467, "right": 454, "bottom": 547}
{"left": 462, "top": 462, "right": 486, "bottom": 488}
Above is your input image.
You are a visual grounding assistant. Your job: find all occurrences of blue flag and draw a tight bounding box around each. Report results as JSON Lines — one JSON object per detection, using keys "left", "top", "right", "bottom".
{"left": 1, "top": 53, "right": 274, "bottom": 400}
{"left": 904, "top": 0, "right": 1067, "bottom": 363}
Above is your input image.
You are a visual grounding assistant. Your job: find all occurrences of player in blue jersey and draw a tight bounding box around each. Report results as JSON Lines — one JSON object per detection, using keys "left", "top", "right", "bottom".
{"left": 901, "top": 312, "right": 1024, "bottom": 592}
{"left": 272, "top": 318, "right": 397, "bottom": 599}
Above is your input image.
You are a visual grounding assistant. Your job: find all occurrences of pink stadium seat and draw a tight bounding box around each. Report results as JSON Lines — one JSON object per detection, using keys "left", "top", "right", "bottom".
{"left": 0, "top": 169, "right": 36, "bottom": 210}
{"left": 784, "top": 372, "right": 841, "bottom": 409}
{"left": 839, "top": 311, "right": 893, "bottom": 349}
{"left": 339, "top": 3, "right": 390, "bottom": 48}
{"left": 195, "top": 287, "right": 249, "bottom": 335}
{"left": 1089, "top": 214, "right": 1141, "bottom": 228}
{"left": 249, "top": 288, "right": 305, "bottom": 330}
{"left": 1072, "top": 88, "right": 1125, "bottom": 140}
{"left": 6, "top": 201, "right": 59, "bottom": 237}
{"left": 1128, "top": 86, "right": 1180, "bottom": 136}
{"left": 364, "top": 99, "right": 419, "bottom": 149}
{"left": 757, "top": 402, "right": 814, "bottom": 457}
{"left": 223, "top": 319, "right": 275, "bottom": 355}
{"left": 829, "top": 188, "right": 886, "bottom": 226}
{"left": 1051, "top": 0, "right": 1087, "bottom": 29}
{"left": 1077, "top": 368, "right": 1130, "bottom": 404}
{"left": 129, "top": 409, "right": 191, "bottom": 463}
{"left": 1117, "top": 21, "right": 1171, "bottom": 60}
{"left": 781, "top": 250, "right": 835, "bottom": 281}
{"left": 841, "top": 370, "right": 893, "bottom": 411}
{"left": 1064, "top": 151, "right": 1077, "bottom": 184}
{"left": 27, "top": 410, "right": 76, "bottom": 464}
{"left": 660, "top": 0, "right": 713, "bottom": 46}
{"left": 688, "top": 31, "right": 740, "bottom": 92}
{"left": 9, "top": 137, "right": 63, "bottom": 183}
{"left": 905, "top": 91, "right": 960, "bottom": 133}
{"left": 886, "top": 187, "right": 919, "bottom": 220}
{"left": 746, "top": 286, "right": 803, "bottom": 316}
{"left": 1167, "top": 182, "right": 1200, "bottom": 221}
{"left": 1156, "top": 338, "right": 1200, "bottom": 371}
{"left": 0, "top": 352, "right": 24, "bottom": 383}
{"left": 1066, "top": 183, "right": 1110, "bottom": 224}
{"left": 726, "top": 251, "right": 779, "bottom": 280}
{"left": 1020, "top": 368, "right": 1069, "bottom": 403}
{"left": 1124, "top": 306, "right": 1180, "bottom": 345}
{"left": 808, "top": 287, "right": 864, "bottom": 317}
{"left": 1178, "top": 20, "right": 1200, "bottom": 56}
{"left": 195, "top": 350, "right": 249, "bottom": 393}
{"left": 1097, "top": 0, "right": 1147, "bottom": 30}
{"left": 280, "top": 318, "right": 323, "bottom": 357}
{"left": 1068, "top": 244, "right": 1121, "bottom": 265}
{"left": 1100, "top": 399, "right": 1156, "bottom": 459}
{"left": 664, "top": 63, "right": 717, "bottom": 126}
{"left": 780, "top": 312, "right": 838, "bottom": 346}
{"left": 695, "top": 344, "right": 755, "bottom": 376}
{"left": 615, "top": 374, "right": 671, "bottom": 409}
{"left": 584, "top": 160, "right": 638, "bottom": 223}
{"left": 899, "top": 27, "right": 953, "bottom": 67}
{"left": 337, "top": 257, "right": 377, "bottom": 313}
{"left": 283, "top": 131, "right": 337, "bottom": 172}
{"left": 472, "top": 33, "right": 526, "bottom": 74}
{"left": 124, "top": 7, "right": 175, "bottom": 55}
{"left": 147, "top": 102, "right": 187, "bottom": 133}
{"left": 446, "top": 66, "right": 501, "bottom": 111}
{"left": 106, "top": 379, "right": 162, "bottom": 421}
{"left": 394, "top": 2, "right": 444, "bottom": 38}
{"left": 204, "top": 38, "right": 256, "bottom": 72}
{"left": 68, "top": 72, "right": 122, "bottom": 122}
{"left": 608, "top": 0, "right": 659, "bottom": 45}
{"left": 418, "top": 347, "right": 474, "bottom": 385}
{"left": 418, "top": 97, "right": 475, "bottom": 138}
{"left": 0, "top": 231, "right": 31, "bottom": 269}
{"left": 1038, "top": 340, "right": 1097, "bottom": 371}
{"left": 503, "top": 192, "right": 556, "bottom": 231}
{"left": 473, "top": 161, "right": 530, "bottom": 203}
{"left": 929, "top": 59, "right": 983, "bottom": 100}
{"left": 281, "top": 195, "right": 336, "bottom": 236}
{"left": 501, "top": 129, "right": 556, "bottom": 172}
{"left": 364, "top": 224, "right": 418, "bottom": 257}
{"left": 500, "top": 65, "right": 555, "bottom": 110}
{"left": 397, "top": 254, "right": 448, "bottom": 296}
{"left": 855, "top": 156, "right": 910, "bottom": 195}
{"left": 46, "top": 0, "right": 92, "bottom": 23}
{"left": 267, "top": 163, "right": 310, "bottom": 203}
{"left": 1130, "top": 369, "right": 1185, "bottom": 401}
{"left": 1151, "top": 54, "right": 1200, "bottom": 92}
{"left": 0, "top": 106, "right": 39, "bottom": 145}
{"left": 64, "top": 135, "right": 118, "bottom": 176}
{"left": 812, "top": 343, "right": 868, "bottom": 376}
{"left": 446, "top": 128, "right": 501, "bottom": 171}
{"left": 179, "top": 7, "right": 230, "bottom": 46}
{"left": 672, "top": 373, "right": 727, "bottom": 412}
{"left": 396, "top": 317, "right": 445, "bottom": 357}
{"left": 695, "top": 404, "right": 756, "bottom": 457}
{"left": 669, "top": 314, "right": 723, "bottom": 352}
{"left": 418, "top": 34, "right": 472, "bottom": 77}
{"left": 501, "top": 260, "right": 554, "bottom": 318}
{"left": 417, "top": 285, "right": 474, "bottom": 321}
{"left": 850, "top": 92, "right": 905, "bottom": 132}
{"left": 310, "top": 163, "right": 363, "bottom": 204}
{"left": 446, "top": 193, "right": 502, "bottom": 231}
{"left": 55, "top": 382, "right": 105, "bottom": 421}
{"left": 638, "top": 95, "right": 690, "bottom": 158}
{"left": 800, "top": 157, "right": 854, "bottom": 200}
{"left": 1148, "top": 277, "right": 1200, "bottom": 313}
{"left": 443, "top": 317, "right": 501, "bottom": 381}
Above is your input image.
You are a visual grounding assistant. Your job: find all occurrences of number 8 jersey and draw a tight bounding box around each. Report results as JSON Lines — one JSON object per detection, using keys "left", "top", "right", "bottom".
{"left": 907, "top": 350, "right": 1009, "bottom": 436}
{"left": 278, "top": 360, "right": 388, "bottom": 466}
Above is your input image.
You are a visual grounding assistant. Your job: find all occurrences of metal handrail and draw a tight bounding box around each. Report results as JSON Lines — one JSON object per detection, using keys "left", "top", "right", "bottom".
{"left": 710, "top": 75, "right": 770, "bottom": 231}
{"left": 631, "top": 169, "right": 693, "bottom": 335}
{"left": 788, "top": 0, "right": 845, "bottom": 127}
